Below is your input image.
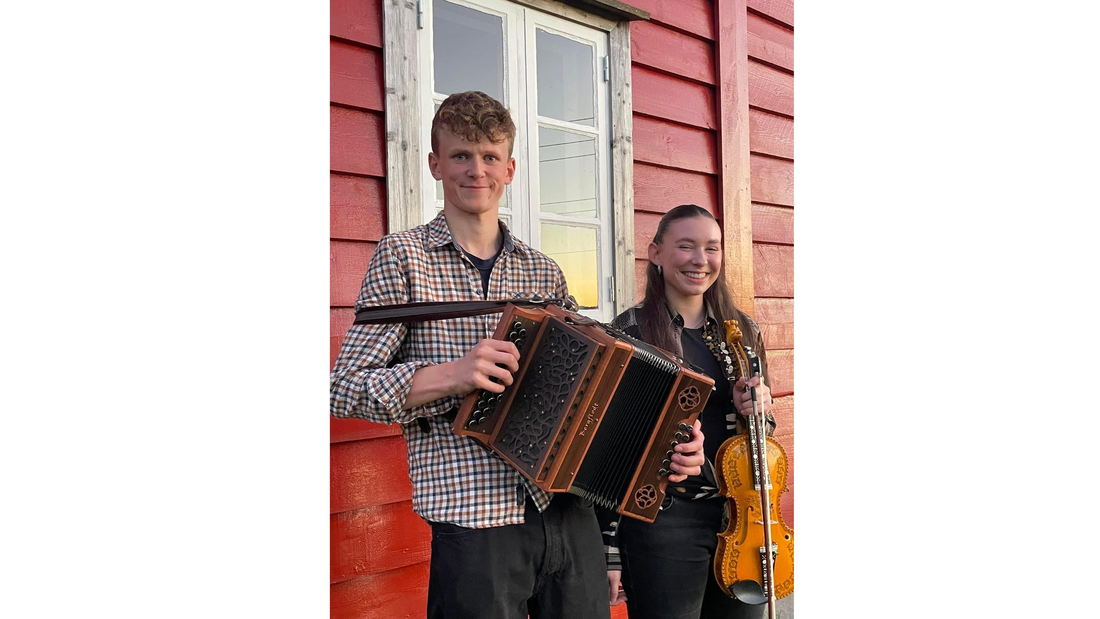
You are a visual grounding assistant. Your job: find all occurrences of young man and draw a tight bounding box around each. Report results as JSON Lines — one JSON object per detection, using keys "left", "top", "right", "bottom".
{"left": 330, "top": 91, "right": 704, "bottom": 618}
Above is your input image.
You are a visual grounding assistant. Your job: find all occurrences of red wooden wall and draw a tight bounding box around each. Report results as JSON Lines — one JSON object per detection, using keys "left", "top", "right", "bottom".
{"left": 745, "top": 0, "right": 794, "bottom": 528}
{"left": 330, "top": 1, "right": 434, "bottom": 617}
{"left": 329, "top": 0, "right": 794, "bottom": 616}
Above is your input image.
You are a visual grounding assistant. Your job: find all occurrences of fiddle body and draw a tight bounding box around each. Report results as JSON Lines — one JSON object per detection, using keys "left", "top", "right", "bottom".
{"left": 713, "top": 432, "right": 794, "bottom": 603}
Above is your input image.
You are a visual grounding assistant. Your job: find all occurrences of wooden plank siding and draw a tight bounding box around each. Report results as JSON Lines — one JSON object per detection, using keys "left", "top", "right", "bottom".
{"left": 749, "top": 108, "right": 793, "bottom": 159}
{"left": 330, "top": 0, "right": 432, "bottom": 615}
{"left": 331, "top": 41, "right": 386, "bottom": 112}
{"left": 750, "top": 153, "right": 793, "bottom": 206}
{"left": 331, "top": 562, "right": 431, "bottom": 619}
{"left": 626, "top": 0, "right": 714, "bottom": 40}
{"left": 747, "top": 0, "right": 794, "bottom": 29}
{"left": 331, "top": 174, "right": 387, "bottom": 242}
{"left": 632, "top": 114, "right": 718, "bottom": 175}
{"left": 627, "top": 0, "right": 718, "bottom": 305}
{"left": 747, "top": 10, "right": 794, "bottom": 72}
{"left": 331, "top": 0, "right": 384, "bottom": 49}
{"left": 748, "top": 61, "right": 793, "bottom": 117}
{"left": 630, "top": 19, "right": 715, "bottom": 85}
{"left": 331, "top": 500, "right": 432, "bottom": 583}
{"left": 330, "top": 106, "right": 387, "bottom": 178}
{"left": 633, "top": 163, "right": 719, "bottom": 215}
{"left": 742, "top": 0, "right": 794, "bottom": 530}
{"left": 631, "top": 65, "right": 716, "bottom": 130}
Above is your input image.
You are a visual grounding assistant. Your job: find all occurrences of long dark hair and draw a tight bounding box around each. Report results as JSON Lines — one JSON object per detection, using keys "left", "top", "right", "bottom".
{"left": 639, "top": 204, "right": 743, "bottom": 352}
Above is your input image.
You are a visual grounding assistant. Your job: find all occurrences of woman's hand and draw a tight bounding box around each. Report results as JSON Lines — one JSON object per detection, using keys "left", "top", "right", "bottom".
{"left": 668, "top": 419, "right": 704, "bottom": 482}
{"left": 608, "top": 569, "right": 627, "bottom": 605}
{"left": 733, "top": 375, "right": 772, "bottom": 417}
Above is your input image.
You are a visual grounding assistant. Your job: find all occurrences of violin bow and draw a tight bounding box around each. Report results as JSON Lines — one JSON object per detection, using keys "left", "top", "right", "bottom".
{"left": 745, "top": 350, "right": 778, "bottom": 619}
{"left": 723, "top": 321, "right": 779, "bottom": 617}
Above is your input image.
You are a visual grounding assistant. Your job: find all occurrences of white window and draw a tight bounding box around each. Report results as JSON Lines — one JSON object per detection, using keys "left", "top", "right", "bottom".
{"left": 420, "top": 0, "right": 613, "bottom": 320}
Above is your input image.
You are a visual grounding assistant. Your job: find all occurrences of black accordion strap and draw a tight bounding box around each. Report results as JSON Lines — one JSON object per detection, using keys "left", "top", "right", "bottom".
{"left": 353, "top": 297, "right": 572, "bottom": 325}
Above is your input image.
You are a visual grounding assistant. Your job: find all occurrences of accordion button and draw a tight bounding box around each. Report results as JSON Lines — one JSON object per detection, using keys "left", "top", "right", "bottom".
{"left": 670, "top": 441, "right": 679, "bottom": 448}
{"left": 666, "top": 450, "right": 674, "bottom": 457}
{"left": 658, "top": 468, "right": 669, "bottom": 476}
{"left": 662, "top": 459, "right": 670, "bottom": 467}
{"left": 678, "top": 422, "right": 692, "bottom": 431}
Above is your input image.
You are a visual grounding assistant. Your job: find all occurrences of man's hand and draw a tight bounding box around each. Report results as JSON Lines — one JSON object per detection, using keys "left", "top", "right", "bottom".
{"left": 733, "top": 375, "right": 772, "bottom": 417}
{"left": 448, "top": 339, "right": 521, "bottom": 394}
{"left": 608, "top": 569, "right": 627, "bottom": 606}
{"left": 403, "top": 339, "right": 520, "bottom": 410}
{"left": 668, "top": 419, "right": 704, "bottom": 482}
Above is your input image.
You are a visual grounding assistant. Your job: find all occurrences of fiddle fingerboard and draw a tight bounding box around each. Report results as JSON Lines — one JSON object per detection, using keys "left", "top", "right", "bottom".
{"left": 746, "top": 352, "right": 771, "bottom": 491}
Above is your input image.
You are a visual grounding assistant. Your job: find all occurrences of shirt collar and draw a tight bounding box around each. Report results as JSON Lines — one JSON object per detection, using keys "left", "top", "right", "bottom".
{"left": 425, "top": 211, "right": 525, "bottom": 256}
{"left": 664, "top": 301, "right": 719, "bottom": 329}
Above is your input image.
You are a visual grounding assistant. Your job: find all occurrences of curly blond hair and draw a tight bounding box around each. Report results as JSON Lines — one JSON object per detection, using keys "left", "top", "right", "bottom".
{"left": 430, "top": 91, "right": 516, "bottom": 156}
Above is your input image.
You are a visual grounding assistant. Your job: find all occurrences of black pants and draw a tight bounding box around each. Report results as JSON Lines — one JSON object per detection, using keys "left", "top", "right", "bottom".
{"left": 426, "top": 493, "right": 610, "bottom": 619}
{"left": 619, "top": 496, "right": 764, "bottom": 619}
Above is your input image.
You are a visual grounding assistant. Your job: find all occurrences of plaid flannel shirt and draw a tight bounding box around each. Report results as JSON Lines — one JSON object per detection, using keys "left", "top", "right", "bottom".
{"left": 330, "top": 212, "right": 571, "bottom": 528}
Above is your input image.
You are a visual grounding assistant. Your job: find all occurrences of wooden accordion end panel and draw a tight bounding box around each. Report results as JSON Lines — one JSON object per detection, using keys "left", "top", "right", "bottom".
{"left": 454, "top": 304, "right": 714, "bottom": 522}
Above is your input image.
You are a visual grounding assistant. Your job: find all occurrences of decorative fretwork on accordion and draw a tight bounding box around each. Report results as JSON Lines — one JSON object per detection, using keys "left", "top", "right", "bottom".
{"left": 454, "top": 303, "right": 714, "bottom": 522}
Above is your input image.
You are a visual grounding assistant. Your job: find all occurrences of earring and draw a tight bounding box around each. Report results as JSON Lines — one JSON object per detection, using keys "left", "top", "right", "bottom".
{"left": 657, "top": 265, "right": 663, "bottom": 276}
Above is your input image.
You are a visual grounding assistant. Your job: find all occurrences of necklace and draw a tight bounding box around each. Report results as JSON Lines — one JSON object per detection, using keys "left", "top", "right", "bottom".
{"left": 683, "top": 314, "right": 706, "bottom": 329}
{"left": 701, "top": 320, "right": 747, "bottom": 435}
{"left": 701, "top": 322, "right": 738, "bottom": 381}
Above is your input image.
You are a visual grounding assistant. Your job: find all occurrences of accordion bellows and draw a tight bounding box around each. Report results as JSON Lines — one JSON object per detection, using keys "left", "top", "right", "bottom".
{"left": 454, "top": 304, "right": 714, "bottom": 522}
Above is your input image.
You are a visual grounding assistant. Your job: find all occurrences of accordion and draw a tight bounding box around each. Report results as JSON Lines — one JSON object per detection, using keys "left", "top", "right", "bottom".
{"left": 454, "top": 303, "right": 714, "bottom": 522}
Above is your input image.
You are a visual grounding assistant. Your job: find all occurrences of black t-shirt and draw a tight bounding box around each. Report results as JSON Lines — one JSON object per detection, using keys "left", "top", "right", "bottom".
{"left": 680, "top": 326, "right": 732, "bottom": 472}
{"left": 460, "top": 243, "right": 503, "bottom": 298}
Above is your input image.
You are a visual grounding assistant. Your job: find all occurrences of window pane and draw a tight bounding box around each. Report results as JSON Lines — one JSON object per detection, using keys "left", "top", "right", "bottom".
{"left": 538, "top": 126, "right": 597, "bottom": 218}
{"left": 433, "top": 1, "right": 504, "bottom": 101}
{"left": 536, "top": 29, "right": 594, "bottom": 126}
{"left": 541, "top": 223, "right": 598, "bottom": 309}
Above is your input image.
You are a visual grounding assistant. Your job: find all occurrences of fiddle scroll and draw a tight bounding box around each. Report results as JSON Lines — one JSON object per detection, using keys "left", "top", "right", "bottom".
{"left": 713, "top": 320, "right": 793, "bottom": 618}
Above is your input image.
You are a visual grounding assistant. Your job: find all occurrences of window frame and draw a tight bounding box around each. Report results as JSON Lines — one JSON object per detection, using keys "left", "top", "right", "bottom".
{"left": 382, "top": 0, "right": 641, "bottom": 313}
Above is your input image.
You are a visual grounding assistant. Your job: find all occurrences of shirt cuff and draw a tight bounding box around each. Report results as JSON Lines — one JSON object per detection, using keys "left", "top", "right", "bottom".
{"left": 605, "top": 545, "right": 621, "bottom": 570}
{"left": 364, "top": 360, "right": 432, "bottom": 419}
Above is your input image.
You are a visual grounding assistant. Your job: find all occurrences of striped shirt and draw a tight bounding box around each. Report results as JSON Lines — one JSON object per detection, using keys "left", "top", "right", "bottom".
{"left": 330, "top": 212, "right": 572, "bottom": 528}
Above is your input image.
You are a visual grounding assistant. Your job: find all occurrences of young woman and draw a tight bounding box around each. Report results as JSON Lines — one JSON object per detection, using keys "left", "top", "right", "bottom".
{"left": 601, "top": 204, "right": 777, "bottom": 619}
